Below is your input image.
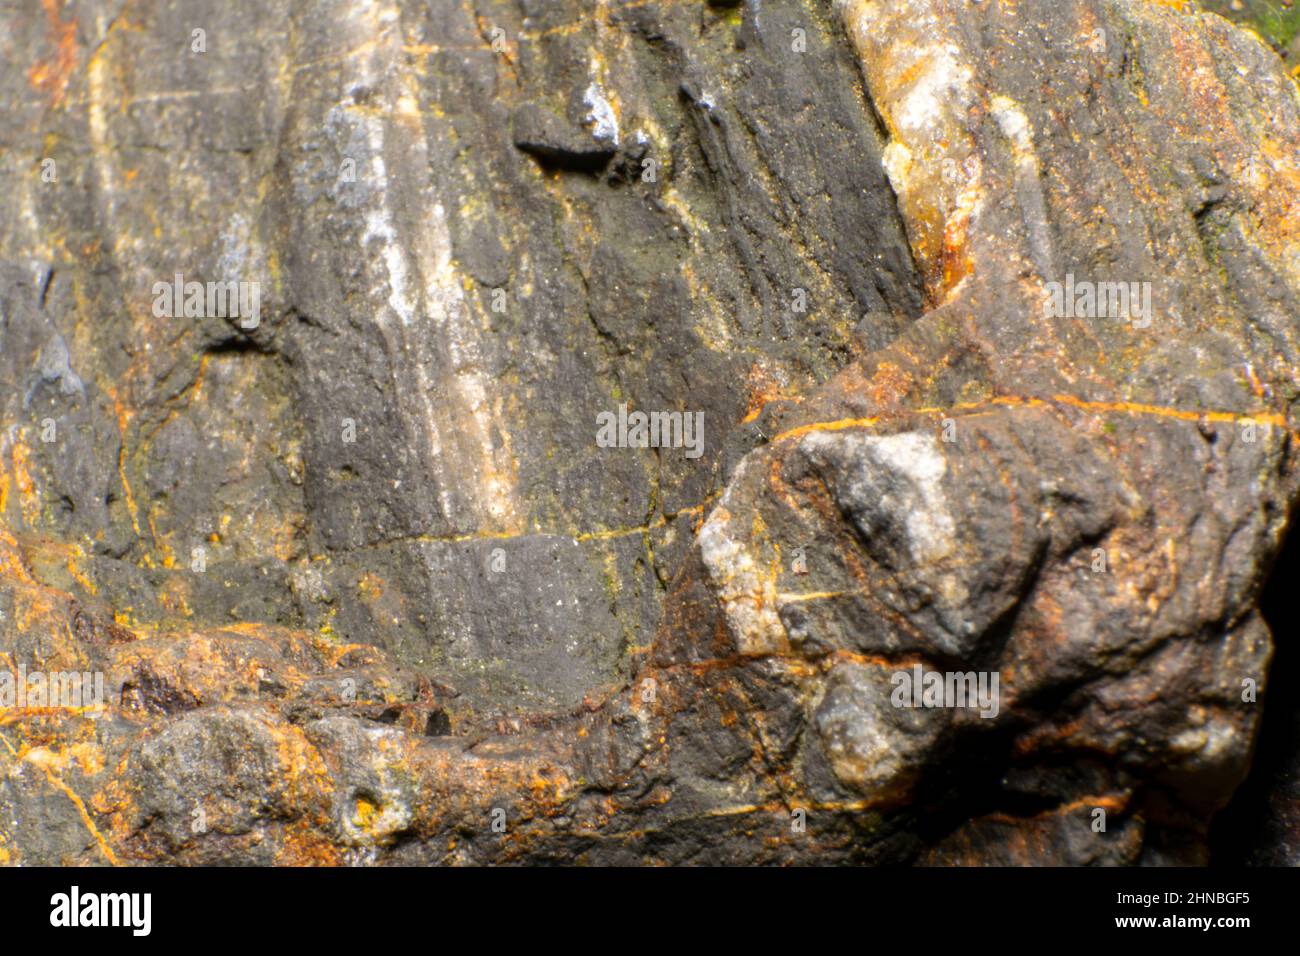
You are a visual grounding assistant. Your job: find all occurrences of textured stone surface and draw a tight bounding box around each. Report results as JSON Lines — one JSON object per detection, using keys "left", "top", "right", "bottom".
{"left": 0, "top": 0, "right": 1298, "bottom": 865}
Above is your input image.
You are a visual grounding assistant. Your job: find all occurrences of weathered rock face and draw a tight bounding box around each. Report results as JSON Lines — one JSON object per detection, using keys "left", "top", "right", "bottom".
{"left": 0, "top": 0, "right": 1297, "bottom": 865}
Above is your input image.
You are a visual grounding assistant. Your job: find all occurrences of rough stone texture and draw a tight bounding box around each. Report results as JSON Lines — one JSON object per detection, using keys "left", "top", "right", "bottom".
{"left": 0, "top": 0, "right": 1297, "bottom": 865}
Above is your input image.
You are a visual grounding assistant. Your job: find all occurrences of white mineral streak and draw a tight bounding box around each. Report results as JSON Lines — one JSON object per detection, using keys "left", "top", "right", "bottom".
{"left": 837, "top": 1, "right": 1065, "bottom": 295}
{"left": 583, "top": 82, "right": 620, "bottom": 146}
{"left": 14, "top": 173, "right": 43, "bottom": 262}
{"left": 698, "top": 459, "right": 788, "bottom": 656}
{"left": 338, "top": 0, "right": 517, "bottom": 528}
{"left": 86, "top": 16, "right": 128, "bottom": 292}
{"left": 855, "top": 431, "right": 955, "bottom": 565}
{"left": 836, "top": 0, "right": 982, "bottom": 301}
{"left": 990, "top": 95, "right": 1056, "bottom": 279}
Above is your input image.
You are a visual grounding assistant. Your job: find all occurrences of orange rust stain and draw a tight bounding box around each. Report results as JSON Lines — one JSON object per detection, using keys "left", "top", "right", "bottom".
{"left": 982, "top": 791, "right": 1129, "bottom": 826}
{"left": 312, "top": 639, "right": 372, "bottom": 668}
{"left": 778, "top": 589, "right": 853, "bottom": 603}
{"left": 28, "top": 0, "right": 78, "bottom": 108}
{"left": 0, "top": 706, "right": 103, "bottom": 726}
{"left": 868, "top": 361, "right": 914, "bottom": 410}
{"left": 1048, "top": 393, "right": 1288, "bottom": 429}
{"left": 10, "top": 440, "right": 41, "bottom": 526}
{"left": 773, "top": 393, "right": 1291, "bottom": 445}
{"left": 276, "top": 819, "right": 341, "bottom": 866}
{"left": 36, "top": 762, "right": 120, "bottom": 865}
{"left": 1056, "top": 792, "right": 1129, "bottom": 815}
{"left": 741, "top": 364, "right": 803, "bottom": 424}
{"left": 940, "top": 191, "right": 976, "bottom": 294}
{"left": 774, "top": 415, "right": 882, "bottom": 444}
{"left": 1012, "top": 718, "right": 1088, "bottom": 757}
{"left": 157, "top": 576, "right": 193, "bottom": 618}
{"left": 102, "top": 385, "right": 142, "bottom": 538}
{"left": 1245, "top": 363, "right": 1268, "bottom": 401}
{"left": 64, "top": 547, "right": 96, "bottom": 595}
{"left": 272, "top": 515, "right": 304, "bottom": 562}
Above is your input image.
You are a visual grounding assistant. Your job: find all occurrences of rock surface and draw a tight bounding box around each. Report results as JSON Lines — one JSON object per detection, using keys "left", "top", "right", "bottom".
{"left": 0, "top": 0, "right": 1298, "bottom": 865}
